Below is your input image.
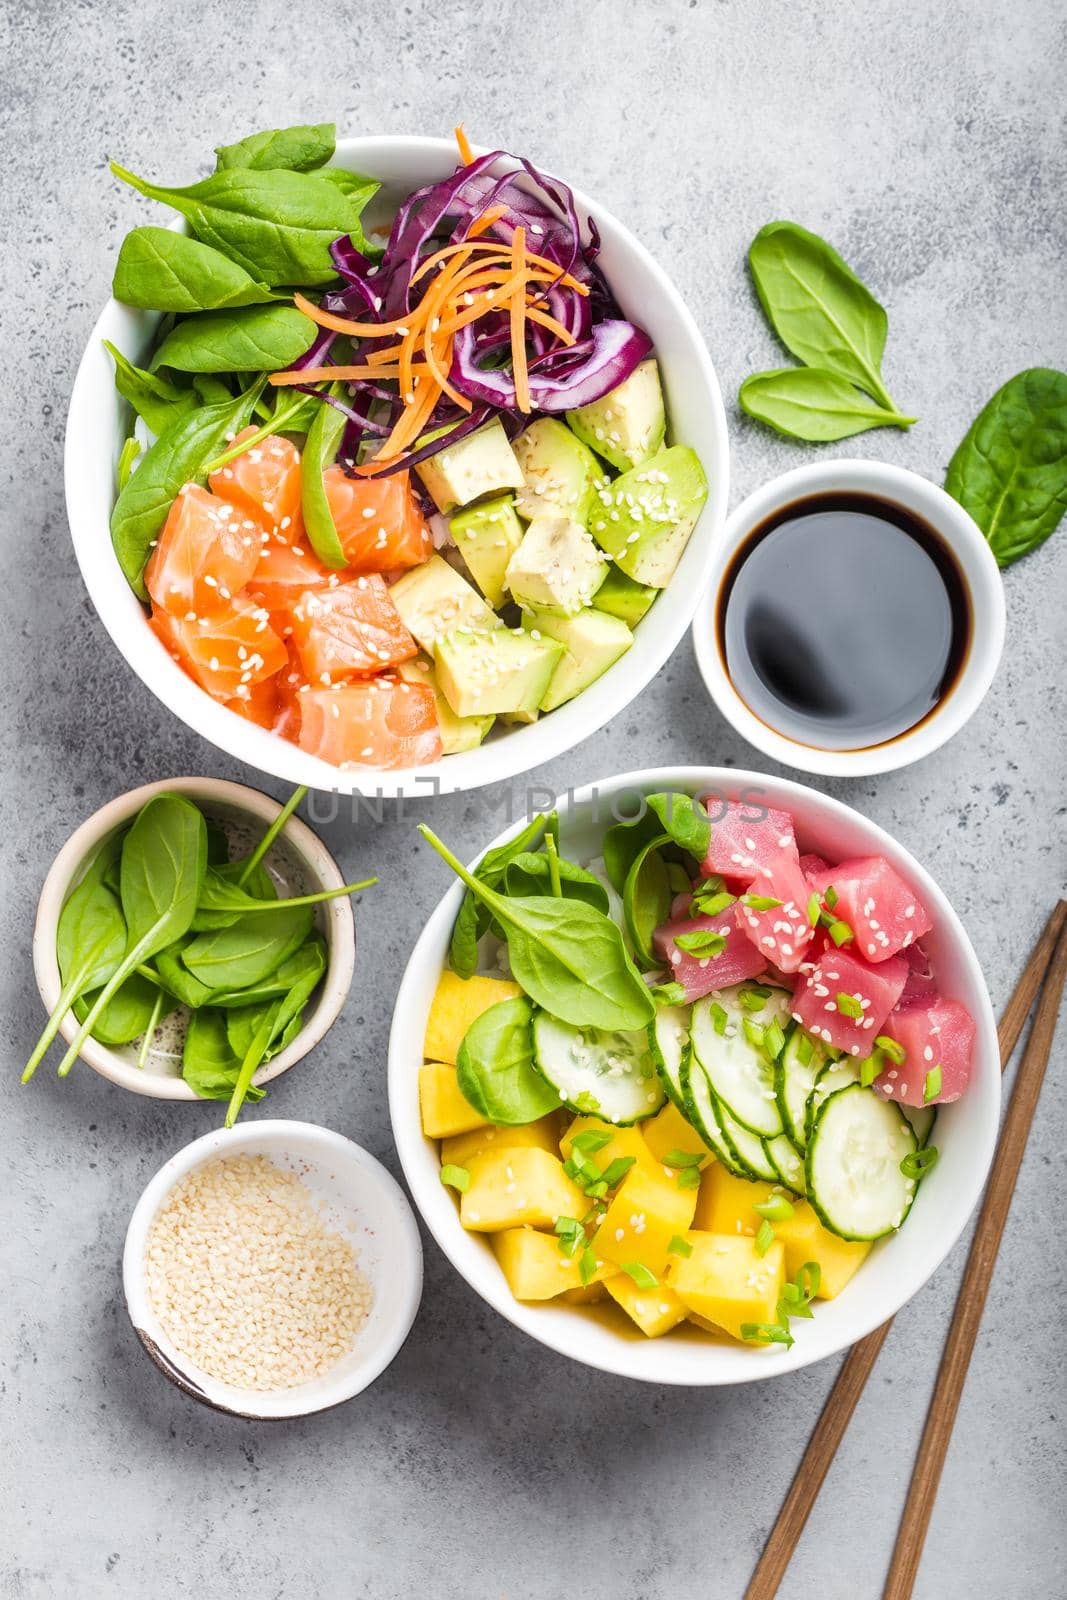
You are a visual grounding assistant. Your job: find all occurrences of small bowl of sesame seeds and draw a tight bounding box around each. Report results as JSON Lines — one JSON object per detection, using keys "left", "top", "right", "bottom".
{"left": 123, "top": 1119, "right": 423, "bottom": 1417}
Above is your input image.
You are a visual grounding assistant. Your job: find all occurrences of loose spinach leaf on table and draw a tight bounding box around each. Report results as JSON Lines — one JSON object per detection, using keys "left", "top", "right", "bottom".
{"left": 301, "top": 384, "right": 351, "bottom": 568}
{"left": 740, "top": 368, "right": 917, "bottom": 442}
{"left": 111, "top": 161, "right": 379, "bottom": 284}
{"left": 214, "top": 123, "right": 336, "bottom": 174}
{"left": 110, "top": 376, "right": 265, "bottom": 595}
{"left": 113, "top": 226, "right": 280, "bottom": 312}
{"left": 456, "top": 996, "right": 558, "bottom": 1125}
{"left": 55, "top": 794, "right": 207, "bottom": 1077}
{"left": 503, "top": 851, "right": 609, "bottom": 911}
{"left": 448, "top": 812, "right": 556, "bottom": 979}
{"left": 748, "top": 221, "right": 902, "bottom": 414}
{"left": 104, "top": 341, "right": 199, "bottom": 436}
{"left": 181, "top": 901, "right": 315, "bottom": 991}
{"left": 423, "top": 827, "right": 654, "bottom": 1031}
{"left": 182, "top": 1008, "right": 264, "bottom": 1102}
{"left": 945, "top": 367, "right": 1067, "bottom": 568}
{"left": 151, "top": 304, "right": 318, "bottom": 374}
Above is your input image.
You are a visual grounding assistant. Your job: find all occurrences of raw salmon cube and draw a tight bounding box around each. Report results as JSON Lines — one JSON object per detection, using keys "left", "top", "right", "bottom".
{"left": 149, "top": 596, "right": 286, "bottom": 702}
{"left": 145, "top": 484, "right": 260, "bottom": 618}
{"left": 288, "top": 576, "right": 417, "bottom": 683}
{"left": 209, "top": 429, "right": 303, "bottom": 536}
{"left": 249, "top": 537, "right": 334, "bottom": 613}
{"left": 323, "top": 465, "right": 432, "bottom": 573}
{"left": 297, "top": 679, "right": 442, "bottom": 769}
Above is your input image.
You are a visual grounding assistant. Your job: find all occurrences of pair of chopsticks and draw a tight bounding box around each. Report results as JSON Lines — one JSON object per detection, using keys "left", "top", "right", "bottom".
{"left": 746, "top": 899, "right": 1067, "bottom": 1600}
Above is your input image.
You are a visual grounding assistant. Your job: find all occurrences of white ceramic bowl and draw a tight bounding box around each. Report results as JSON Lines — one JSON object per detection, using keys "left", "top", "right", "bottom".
{"left": 388, "top": 765, "right": 999, "bottom": 1385}
{"left": 32, "top": 777, "right": 356, "bottom": 1099}
{"left": 692, "top": 460, "right": 1005, "bottom": 777}
{"left": 65, "top": 135, "right": 729, "bottom": 797}
{"left": 123, "top": 1120, "right": 423, "bottom": 1417}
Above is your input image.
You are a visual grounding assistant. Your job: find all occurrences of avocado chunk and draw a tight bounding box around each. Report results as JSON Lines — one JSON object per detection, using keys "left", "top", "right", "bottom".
{"left": 513, "top": 418, "right": 604, "bottom": 525}
{"left": 415, "top": 419, "right": 525, "bottom": 513}
{"left": 567, "top": 358, "right": 666, "bottom": 472}
{"left": 525, "top": 607, "right": 633, "bottom": 712}
{"left": 505, "top": 513, "right": 609, "bottom": 616}
{"left": 396, "top": 655, "right": 495, "bottom": 754}
{"left": 448, "top": 495, "right": 524, "bottom": 608}
{"left": 436, "top": 627, "right": 564, "bottom": 718}
{"left": 593, "top": 566, "right": 658, "bottom": 627}
{"left": 389, "top": 554, "right": 501, "bottom": 656}
{"left": 587, "top": 446, "right": 707, "bottom": 588}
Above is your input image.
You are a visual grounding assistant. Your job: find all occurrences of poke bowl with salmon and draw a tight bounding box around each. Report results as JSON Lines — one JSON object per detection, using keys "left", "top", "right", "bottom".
{"left": 389, "top": 768, "right": 998, "bottom": 1383}
{"left": 66, "top": 127, "right": 727, "bottom": 793}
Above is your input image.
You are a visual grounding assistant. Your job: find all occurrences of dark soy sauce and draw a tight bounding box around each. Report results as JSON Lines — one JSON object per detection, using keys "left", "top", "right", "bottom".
{"left": 718, "top": 493, "right": 971, "bottom": 751}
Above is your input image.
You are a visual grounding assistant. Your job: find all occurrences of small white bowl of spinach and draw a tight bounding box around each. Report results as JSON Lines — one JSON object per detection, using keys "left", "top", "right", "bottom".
{"left": 28, "top": 778, "right": 364, "bottom": 1106}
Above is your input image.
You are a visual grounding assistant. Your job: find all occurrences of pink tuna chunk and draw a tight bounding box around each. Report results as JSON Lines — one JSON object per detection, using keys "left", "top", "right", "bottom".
{"left": 800, "top": 852, "right": 830, "bottom": 881}
{"left": 808, "top": 856, "right": 933, "bottom": 965}
{"left": 653, "top": 908, "right": 767, "bottom": 1003}
{"left": 791, "top": 943, "right": 909, "bottom": 1056}
{"left": 874, "top": 995, "right": 976, "bottom": 1105}
{"left": 700, "top": 801, "right": 798, "bottom": 884}
{"left": 735, "top": 852, "right": 817, "bottom": 974}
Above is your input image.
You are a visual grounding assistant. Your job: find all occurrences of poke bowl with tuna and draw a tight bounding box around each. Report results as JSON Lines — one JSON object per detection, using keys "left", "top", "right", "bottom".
{"left": 390, "top": 768, "right": 998, "bottom": 1383}
{"left": 66, "top": 126, "right": 727, "bottom": 793}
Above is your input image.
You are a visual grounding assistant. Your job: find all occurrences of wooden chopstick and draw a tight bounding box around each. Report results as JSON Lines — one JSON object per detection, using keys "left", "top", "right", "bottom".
{"left": 883, "top": 909, "right": 1067, "bottom": 1597}
{"left": 744, "top": 899, "right": 1067, "bottom": 1600}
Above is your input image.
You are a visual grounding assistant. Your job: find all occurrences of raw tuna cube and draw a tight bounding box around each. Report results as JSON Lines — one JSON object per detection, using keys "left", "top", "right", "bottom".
{"left": 900, "top": 940, "right": 937, "bottom": 1004}
{"left": 791, "top": 944, "right": 908, "bottom": 1056}
{"left": 808, "top": 856, "right": 933, "bottom": 964}
{"left": 652, "top": 909, "right": 767, "bottom": 1003}
{"left": 700, "top": 801, "right": 799, "bottom": 883}
{"left": 735, "top": 853, "right": 816, "bottom": 973}
{"left": 874, "top": 996, "right": 976, "bottom": 1106}
{"left": 800, "top": 852, "right": 830, "bottom": 880}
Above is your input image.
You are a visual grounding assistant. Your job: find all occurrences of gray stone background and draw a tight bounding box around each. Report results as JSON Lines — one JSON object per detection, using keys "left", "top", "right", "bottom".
{"left": 2, "top": 1, "right": 1065, "bottom": 1596}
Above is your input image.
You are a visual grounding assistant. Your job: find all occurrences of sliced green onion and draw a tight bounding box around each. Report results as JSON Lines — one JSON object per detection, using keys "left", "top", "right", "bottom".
{"left": 570, "top": 1129, "right": 613, "bottom": 1155}
{"left": 900, "top": 1146, "right": 939, "bottom": 1181}
{"left": 741, "top": 894, "right": 782, "bottom": 911}
{"left": 573, "top": 1090, "right": 600, "bottom": 1115}
{"left": 754, "top": 1219, "right": 775, "bottom": 1255}
{"left": 739, "top": 985, "right": 772, "bottom": 1012}
{"left": 875, "top": 1034, "right": 906, "bottom": 1064}
{"left": 754, "top": 1194, "right": 795, "bottom": 1222}
{"left": 675, "top": 929, "right": 727, "bottom": 956}
{"left": 663, "top": 1149, "right": 703, "bottom": 1169}
{"left": 763, "top": 1018, "right": 786, "bottom": 1060}
{"left": 440, "top": 1164, "right": 470, "bottom": 1193}
{"left": 651, "top": 981, "right": 688, "bottom": 1006}
{"left": 694, "top": 889, "right": 737, "bottom": 917}
{"left": 835, "top": 992, "right": 863, "bottom": 1018}
{"left": 825, "top": 918, "right": 854, "bottom": 947}
{"left": 710, "top": 1001, "right": 728, "bottom": 1036}
{"left": 584, "top": 1179, "right": 609, "bottom": 1200}
{"left": 806, "top": 891, "right": 821, "bottom": 926}
{"left": 599, "top": 1156, "right": 637, "bottom": 1188}
{"left": 795, "top": 1031, "right": 814, "bottom": 1067}
{"left": 824, "top": 884, "right": 839, "bottom": 910}
{"left": 859, "top": 1055, "right": 878, "bottom": 1088}
{"left": 740, "top": 1321, "right": 794, "bottom": 1349}
{"left": 668, "top": 1234, "right": 693, "bottom": 1258}
{"left": 579, "top": 1245, "right": 598, "bottom": 1285}
{"left": 923, "top": 1065, "right": 943, "bottom": 1104}
{"left": 554, "top": 1215, "right": 582, "bottom": 1237}
{"left": 676, "top": 1166, "right": 701, "bottom": 1190}
{"left": 621, "top": 1261, "right": 658, "bottom": 1289}
{"left": 743, "top": 1018, "right": 766, "bottom": 1054}
{"left": 795, "top": 1261, "right": 821, "bottom": 1302}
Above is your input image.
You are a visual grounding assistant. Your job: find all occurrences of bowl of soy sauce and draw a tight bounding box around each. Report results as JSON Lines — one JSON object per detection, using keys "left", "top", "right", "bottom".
{"left": 692, "top": 461, "right": 1005, "bottom": 776}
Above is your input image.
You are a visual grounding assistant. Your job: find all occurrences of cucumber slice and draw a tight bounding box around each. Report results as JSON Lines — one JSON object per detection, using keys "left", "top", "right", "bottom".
{"left": 649, "top": 1004, "right": 691, "bottom": 1110}
{"left": 717, "top": 1101, "right": 780, "bottom": 1183}
{"left": 680, "top": 1054, "right": 749, "bottom": 1178}
{"left": 776, "top": 1027, "right": 827, "bottom": 1150}
{"left": 767, "top": 1133, "right": 806, "bottom": 1195}
{"left": 902, "top": 1102, "right": 937, "bottom": 1147}
{"left": 531, "top": 1011, "right": 665, "bottom": 1125}
{"left": 691, "top": 986, "right": 791, "bottom": 1138}
{"left": 806, "top": 1083, "right": 918, "bottom": 1240}
{"left": 805, "top": 1058, "right": 861, "bottom": 1144}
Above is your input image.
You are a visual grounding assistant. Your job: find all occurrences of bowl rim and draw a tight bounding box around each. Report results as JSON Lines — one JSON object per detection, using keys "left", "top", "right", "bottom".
{"left": 64, "top": 133, "right": 729, "bottom": 798}
{"left": 32, "top": 776, "right": 356, "bottom": 1099}
{"left": 387, "top": 762, "right": 1000, "bottom": 1385}
{"left": 122, "top": 1118, "right": 423, "bottom": 1417}
{"left": 691, "top": 459, "right": 1006, "bottom": 777}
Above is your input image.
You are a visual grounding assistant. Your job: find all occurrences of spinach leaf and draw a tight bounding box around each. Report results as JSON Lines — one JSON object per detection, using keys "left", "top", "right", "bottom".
{"left": 503, "top": 851, "right": 609, "bottom": 911}
{"left": 235, "top": 785, "right": 307, "bottom": 887}
{"left": 180, "top": 901, "right": 315, "bottom": 990}
{"left": 748, "top": 221, "right": 902, "bottom": 413}
{"left": 603, "top": 792, "right": 710, "bottom": 894}
{"left": 182, "top": 1008, "right": 264, "bottom": 1102}
{"left": 113, "top": 227, "right": 279, "bottom": 312}
{"left": 209, "top": 935, "right": 326, "bottom": 1007}
{"left": 22, "top": 845, "right": 126, "bottom": 1081}
{"left": 205, "top": 821, "right": 230, "bottom": 865}
{"left": 151, "top": 304, "right": 318, "bottom": 374}
{"left": 227, "top": 1000, "right": 302, "bottom": 1064}
{"left": 224, "top": 960, "right": 323, "bottom": 1126}
{"left": 740, "top": 368, "right": 917, "bottom": 441}
{"left": 456, "top": 996, "right": 558, "bottom": 1124}
{"left": 151, "top": 943, "right": 216, "bottom": 1008}
{"left": 603, "top": 811, "right": 661, "bottom": 895}
{"left": 423, "top": 828, "right": 655, "bottom": 1031}
{"left": 301, "top": 386, "right": 350, "bottom": 568}
{"left": 55, "top": 794, "right": 207, "bottom": 1077}
{"left": 111, "top": 161, "right": 378, "bottom": 285}
{"left": 622, "top": 834, "right": 672, "bottom": 969}
{"left": 105, "top": 340, "right": 198, "bottom": 436}
{"left": 110, "top": 377, "right": 264, "bottom": 596}
{"left": 73, "top": 970, "right": 175, "bottom": 1046}
{"left": 448, "top": 812, "right": 554, "bottom": 978}
{"left": 945, "top": 367, "right": 1067, "bottom": 567}
{"left": 189, "top": 866, "right": 374, "bottom": 930}
{"left": 215, "top": 123, "right": 336, "bottom": 174}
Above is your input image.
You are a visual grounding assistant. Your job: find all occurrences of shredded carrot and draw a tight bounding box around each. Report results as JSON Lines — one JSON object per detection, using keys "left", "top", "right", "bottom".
{"left": 409, "top": 239, "right": 589, "bottom": 293}
{"left": 466, "top": 203, "right": 508, "bottom": 239}
{"left": 524, "top": 305, "right": 576, "bottom": 345}
{"left": 455, "top": 125, "right": 475, "bottom": 167}
{"left": 510, "top": 226, "right": 530, "bottom": 414}
{"left": 269, "top": 363, "right": 428, "bottom": 386}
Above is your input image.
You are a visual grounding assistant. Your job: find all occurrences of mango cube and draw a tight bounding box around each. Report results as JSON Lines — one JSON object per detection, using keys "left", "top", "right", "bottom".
{"left": 441, "top": 1115, "right": 560, "bottom": 1168}
{"left": 419, "top": 1063, "right": 487, "bottom": 1139}
{"left": 560, "top": 1281, "right": 609, "bottom": 1304}
{"left": 641, "top": 1100, "right": 710, "bottom": 1170}
{"left": 560, "top": 1115, "right": 658, "bottom": 1177}
{"left": 594, "top": 1164, "right": 697, "bottom": 1276}
{"left": 773, "top": 1200, "right": 871, "bottom": 1299}
{"left": 423, "top": 970, "right": 521, "bottom": 1065}
{"left": 460, "top": 1147, "right": 584, "bottom": 1232}
{"left": 693, "top": 1161, "right": 781, "bottom": 1235}
{"left": 605, "top": 1273, "right": 688, "bottom": 1338}
{"left": 493, "top": 1228, "right": 611, "bottom": 1300}
{"left": 666, "top": 1232, "right": 785, "bottom": 1341}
